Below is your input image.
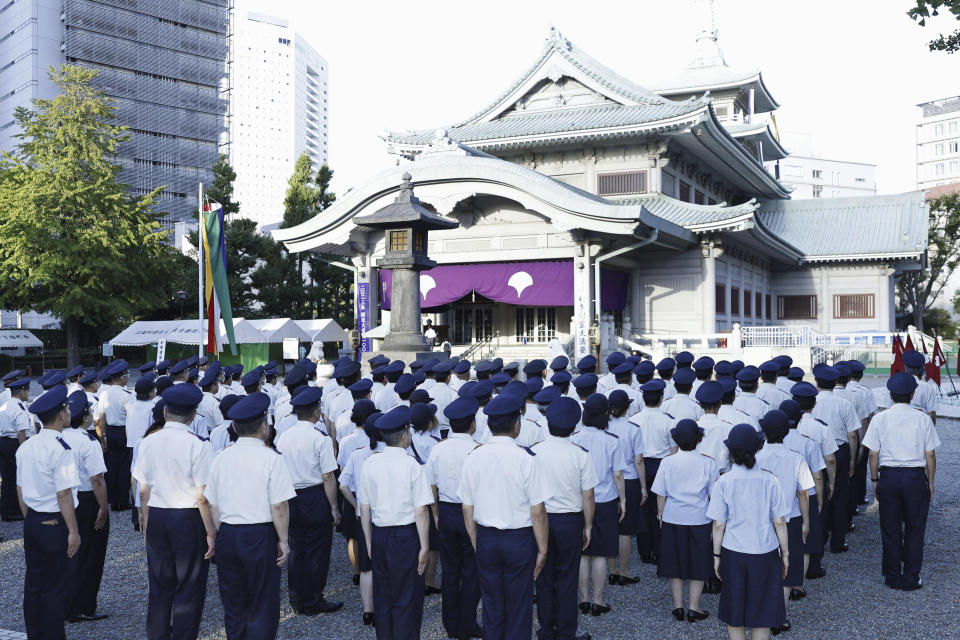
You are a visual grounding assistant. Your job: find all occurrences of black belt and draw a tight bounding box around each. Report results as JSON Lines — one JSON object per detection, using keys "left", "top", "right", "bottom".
{"left": 439, "top": 501, "right": 463, "bottom": 507}
{"left": 879, "top": 466, "right": 925, "bottom": 472}
{"left": 107, "top": 424, "right": 124, "bottom": 429}
{"left": 1, "top": 436, "right": 18, "bottom": 440}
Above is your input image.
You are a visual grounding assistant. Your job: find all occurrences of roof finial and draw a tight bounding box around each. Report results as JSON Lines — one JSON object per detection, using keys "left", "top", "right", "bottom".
{"left": 689, "top": 0, "right": 726, "bottom": 69}
{"left": 546, "top": 25, "right": 570, "bottom": 50}
{"left": 396, "top": 172, "right": 414, "bottom": 203}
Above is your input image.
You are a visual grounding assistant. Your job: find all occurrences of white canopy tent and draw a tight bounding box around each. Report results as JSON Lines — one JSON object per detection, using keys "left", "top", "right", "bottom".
{"left": 294, "top": 319, "right": 348, "bottom": 344}
{"left": 109, "top": 319, "right": 267, "bottom": 347}
{"left": 244, "top": 318, "right": 312, "bottom": 343}
{"left": 361, "top": 324, "right": 389, "bottom": 339}
{"left": 0, "top": 330, "right": 44, "bottom": 349}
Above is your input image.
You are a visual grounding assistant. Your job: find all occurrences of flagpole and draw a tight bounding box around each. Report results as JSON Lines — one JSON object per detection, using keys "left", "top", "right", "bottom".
{"left": 198, "top": 182, "right": 205, "bottom": 358}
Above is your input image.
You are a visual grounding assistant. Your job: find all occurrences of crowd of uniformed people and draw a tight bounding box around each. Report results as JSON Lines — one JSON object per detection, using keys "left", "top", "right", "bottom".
{"left": 0, "top": 346, "right": 941, "bottom": 640}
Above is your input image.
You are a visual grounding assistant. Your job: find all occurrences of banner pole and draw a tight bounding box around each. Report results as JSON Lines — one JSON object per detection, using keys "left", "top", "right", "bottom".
{"left": 198, "top": 182, "right": 205, "bottom": 358}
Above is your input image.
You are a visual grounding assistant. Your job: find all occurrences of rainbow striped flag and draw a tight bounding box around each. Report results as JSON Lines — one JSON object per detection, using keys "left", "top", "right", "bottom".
{"left": 201, "top": 200, "right": 237, "bottom": 355}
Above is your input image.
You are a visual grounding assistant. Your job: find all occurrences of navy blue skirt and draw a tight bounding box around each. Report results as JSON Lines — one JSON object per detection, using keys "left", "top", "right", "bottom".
{"left": 618, "top": 478, "right": 645, "bottom": 536}
{"left": 657, "top": 522, "right": 712, "bottom": 581}
{"left": 718, "top": 548, "right": 785, "bottom": 629}
{"left": 356, "top": 516, "right": 373, "bottom": 573}
{"left": 584, "top": 499, "right": 619, "bottom": 557}
{"left": 785, "top": 516, "right": 805, "bottom": 587}
{"left": 803, "top": 497, "right": 824, "bottom": 555}
{"left": 339, "top": 500, "right": 358, "bottom": 540}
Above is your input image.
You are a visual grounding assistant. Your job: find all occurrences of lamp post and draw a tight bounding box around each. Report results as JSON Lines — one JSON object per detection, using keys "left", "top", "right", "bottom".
{"left": 177, "top": 290, "right": 187, "bottom": 320}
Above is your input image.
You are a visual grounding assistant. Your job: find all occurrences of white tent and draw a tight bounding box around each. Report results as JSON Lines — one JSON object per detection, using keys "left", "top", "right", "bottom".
{"left": 0, "top": 329, "right": 44, "bottom": 349}
{"left": 294, "top": 319, "right": 348, "bottom": 344}
{"left": 362, "top": 324, "right": 389, "bottom": 339}
{"left": 109, "top": 319, "right": 266, "bottom": 347}
{"left": 244, "top": 318, "right": 312, "bottom": 343}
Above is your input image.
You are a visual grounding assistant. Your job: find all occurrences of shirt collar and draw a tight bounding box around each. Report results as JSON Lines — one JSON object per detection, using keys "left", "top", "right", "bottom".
{"left": 293, "top": 420, "right": 316, "bottom": 429}
{"left": 382, "top": 446, "right": 407, "bottom": 455}
{"left": 164, "top": 421, "right": 192, "bottom": 432}
{"left": 236, "top": 437, "right": 265, "bottom": 446}
{"left": 546, "top": 434, "right": 572, "bottom": 443}
{"left": 818, "top": 388, "right": 833, "bottom": 395}
{"left": 450, "top": 432, "right": 474, "bottom": 441}
{"left": 489, "top": 435, "right": 516, "bottom": 444}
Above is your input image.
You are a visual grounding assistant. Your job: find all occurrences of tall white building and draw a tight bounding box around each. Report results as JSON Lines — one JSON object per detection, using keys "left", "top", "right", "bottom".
{"left": 230, "top": 8, "right": 328, "bottom": 228}
{"left": 776, "top": 155, "right": 877, "bottom": 199}
{"left": 916, "top": 96, "right": 960, "bottom": 191}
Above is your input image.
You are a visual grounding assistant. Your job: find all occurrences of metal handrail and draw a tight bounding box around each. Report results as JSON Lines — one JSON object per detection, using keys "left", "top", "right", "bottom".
{"left": 458, "top": 330, "right": 499, "bottom": 361}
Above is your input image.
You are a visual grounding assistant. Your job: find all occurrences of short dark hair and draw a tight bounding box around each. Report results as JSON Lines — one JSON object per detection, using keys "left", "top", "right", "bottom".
{"left": 765, "top": 432, "right": 785, "bottom": 444}
{"left": 739, "top": 382, "right": 758, "bottom": 393}
{"left": 730, "top": 449, "right": 757, "bottom": 469}
{"left": 614, "top": 373, "right": 632, "bottom": 385}
{"left": 286, "top": 381, "right": 306, "bottom": 395}
{"left": 136, "top": 391, "right": 152, "bottom": 402}
{"left": 449, "top": 416, "right": 474, "bottom": 433}
{"left": 674, "top": 383, "right": 692, "bottom": 395}
{"left": 582, "top": 412, "right": 608, "bottom": 430}
{"left": 795, "top": 396, "right": 816, "bottom": 411}
{"left": 243, "top": 384, "right": 259, "bottom": 394}
{"left": 576, "top": 385, "right": 597, "bottom": 399}
{"left": 890, "top": 391, "right": 913, "bottom": 404}
{"left": 635, "top": 374, "right": 653, "bottom": 385}
{"left": 398, "top": 388, "right": 414, "bottom": 401}
{"left": 696, "top": 369, "right": 712, "bottom": 381}
{"left": 642, "top": 390, "right": 663, "bottom": 407}
{"left": 850, "top": 370, "right": 863, "bottom": 381}
{"left": 385, "top": 371, "right": 402, "bottom": 383}
{"left": 547, "top": 426, "right": 573, "bottom": 438}
{"left": 678, "top": 436, "right": 701, "bottom": 451}
{"left": 295, "top": 405, "right": 319, "bottom": 421}
{"left": 815, "top": 378, "right": 836, "bottom": 390}
{"left": 351, "top": 389, "right": 369, "bottom": 400}
{"left": 233, "top": 417, "right": 264, "bottom": 436}
{"left": 382, "top": 430, "right": 406, "bottom": 447}
{"left": 488, "top": 415, "right": 517, "bottom": 435}
{"left": 761, "top": 371, "right": 778, "bottom": 383}
{"left": 434, "top": 371, "right": 451, "bottom": 384}
{"left": 610, "top": 405, "right": 628, "bottom": 419}
{"left": 70, "top": 407, "right": 88, "bottom": 428}
{"left": 721, "top": 392, "right": 736, "bottom": 405}
{"left": 699, "top": 401, "right": 721, "bottom": 412}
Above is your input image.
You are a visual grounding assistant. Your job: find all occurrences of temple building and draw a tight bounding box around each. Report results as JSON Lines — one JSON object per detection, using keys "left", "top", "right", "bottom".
{"left": 274, "top": 25, "right": 927, "bottom": 361}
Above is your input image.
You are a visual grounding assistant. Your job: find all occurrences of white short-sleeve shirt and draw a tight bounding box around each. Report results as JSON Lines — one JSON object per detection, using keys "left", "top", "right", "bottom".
{"left": 131, "top": 421, "right": 213, "bottom": 509}
{"left": 862, "top": 403, "right": 940, "bottom": 467}
{"left": 426, "top": 432, "right": 480, "bottom": 503}
{"left": 16, "top": 429, "right": 80, "bottom": 512}
{"left": 706, "top": 464, "right": 792, "bottom": 554}
{"left": 357, "top": 446, "right": 433, "bottom": 527}
{"left": 275, "top": 421, "right": 338, "bottom": 489}
{"left": 59, "top": 427, "right": 107, "bottom": 492}
{"left": 204, "top": 437, "right": 296, "bottom": 524}
{"left": 529, "top": 435, "right": 597, "bottom": 514}
{"left": 651, "top": 450, "right": 718, "bottom": 525}
{"left": 756, "top": 443, "right": 815, "bottom": 519}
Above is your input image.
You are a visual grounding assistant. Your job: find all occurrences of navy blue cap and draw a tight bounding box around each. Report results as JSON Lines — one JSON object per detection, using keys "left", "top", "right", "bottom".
{"left": 503, "top": 361, "right": 520, "bottom": 374}
{"left": 433, "top": 359, "right": 455, "bottom": 373}
{"left": 608, "top": 389, "right": 630, "bottom": 409}
{"left": 675, "top": 351, "right": 695, "bottom": 366}
{"left": 369, "top": 354, "right": 390, "bottom": 367}
{"left": 834, "top": 363, "right": 851, "bottom": 378}
{"left": 546, "top": 396, "right": 581, "bottom": 430}
{"left": 612, "top": 362, "right": 634, "bottom": 376}
{"left": 198, "top": 356, "right": 210, "bottom": 367}
{"left": 671, "top": 418, "right": 704, "bottom": 444}
{"left": 714, "top": 361, "right": 734, "bottom": 377}
{"left": 29, "top": 386, "right": 68, "bottom": 417}
{"left": 252, "top": 365, "right": 265, "bottom": 377}
{"left": 582, "top": 392, "right": 609, "bottom": 416}
{"left": 394, "top": 373, "right": 417, "bottom": 396}
{"left": 186, "top": 368, "right": 199, "bottom": 381}
{"left": 301, "top": 361, "right": 317, "bottom": 376}
{"left": 778, "top": 399, "right": 803, "bottom": 424}
{"left": 491, "top": 372, "right": 511, "bottom": 386}
{"left": 626, "top": 354, "right": 642, "bottom": 365}
{"left": 634, "top": 361, "right": 655, "bottom": 377}
{"left": 471, "top": 379, "right": 494, "bottom": 399}
{"left": 241, "top": 371, "right": 262, "bottom": 387}
{"left": 695, "top": 380, "right": 723, "bottom": 404}
{"left": 656, "top": 357, "right": 676, "bottom": 371}
{"left": 1, "top": 369, "right": 23, "bottom": 382}
{"left": 453, "top": 360, "right": 471, "bottom": 374}
{"left": 735, "top": 366, "right": 760, "bottom": 382}
{"left": 284, "top": 365, "right": 307, "bottom": 387}
{"left": 409, "top": 360, "right": 425, "bottom": 372}
{"left": 410, "top": 403, "right": 437, "bottom": 429}
{"left": 227, "top": 392, "right": 270, "bottom": 422}
{"left": 641, "top": 379, "right": 666, "bottom": 392}
{"left": 352, "top": 399, "right": 378, "bottom": 421}
{"left": 759, "top": 360, "right": 779, "bottom": 373}
{"left": 760, "top": 410, "right": 790, "bottom": 437}
{"left": 43, "top": 370, "right": 66, "bottom": 387}
{"left": 155, "top": 359, "right": 171, "bottom": 372}
{"left": 458, "top": 381, "right": 478, "bottom": 397}
{"left": 409, "top": 388, "right": 433, "bottom": 404}
{"left": 731, "top": 360, "right": 745, "bottom": 372}
{"left": 79, "top": 371, "right": 98, "bottom": 385}
{"left": 887, "top": 371, "right": 918, "bottom": 395}
{"left": 7, "top": 377, "right": 29, "bottom": 390}
{"left": 335, "top": 361, "right": 361, "bottom": 378}
{"left": 141, "top": 372, "right": 157, "bottom": 384}
{"left": 576, "top": 355, "right": 597, "bottom": 372}
{"left": 606, "top": 352, "right": 626, "bottom": 366}
{"left": 290, "top": 386, "right": 323, "bottom": 407}
{"left": 137, "top": 363, "right": 154, "bottom": 375}
{"left": 550, "top": 356, "right": 569, "bottom": 371}
{"left": 725, "top": 423, "right": 763, "bottom": 453}
{"left": 134, "top": 377, "right": 155, "bottom": 394}
{"left": 348, "top": 378, "right": 373, "bottom": 394}
{"left": 521, "top": 360, "right": 545, "bottom": 375}
{"left": 371, "top": 365, "right": 388, "bottom": 376}
{"left": 374, "top": 406, "right": 412, "bottom": 433}
{"left": 264, "top": 367, "right": 278, "bottom": 377}
{"left": 155, "top": 376, "right": 173, "bottom": 393}
{"left": 902, "top": 350, "right": 925, "bottom": 369}
{"left": 383, "top": 360, "right": 405, "bottom": 375}
{"left": 491, "top": 357, "right": 503, "bottom": 369}
{"left": 572, "top": 373, "right": 599, "bottom": 389}
{"left": 291, "top": 385, "right": 311, "bottom": 400}
{"left": 673, "top": 368, "right": 696, "bottom": 385}
{"left": 161, "top": 384, "right": 204, "bottom": 413}
{"left": 717, "top": 377, "right": 737, "bottom": 395}
{"left": 534, "top": 385, "right": 562, "bottom": 404}
{"left": 444, "top": 396, "right": 479, "bottom": 420}
{"left": 186, "top": 356, "right": 199, "bottom": 368}
{"left": 788, "top": 367, "right": 805, "bottom": 380}
{"left": 814, "top": 366, "right": 839, "bottom": 382}
{"left": 502, "top": 380, "right": 528, "bottom": 397}
{"left": 169, "top": 360, "right": 189, "bottom": 375}
{"left": 482, "top": 392, "right": 525, "bottom": 419}
{"left": 524, "top": 377, "right": 544, "bottom": 397}
{"left": 219, "top": 394, "right": 241, "bottom": 416}
{"left": 790, "top": 382, "right": 818, "bottom": 398}
{"left": 475, "top": 361, "right": 494, "bottom": 374}
{"left": 693, "top": 356, "right": 715, "bottom": 371}
{"left": 66, "top": 365, "right": 84, "bottom": 378}
{"left": 847, "top": 360, "right": 866, "bottom": 373}
{"left": 774, "top": 355, "right": 793, "bottom": 368}
{"left": 364, "top": 412, "right": 384, "bottom": 430}
{"left": 68, "top": 390, "right": 91, "bottom": 420}
{"left": 550, "top": 370, "right": 572, "bottom": 384}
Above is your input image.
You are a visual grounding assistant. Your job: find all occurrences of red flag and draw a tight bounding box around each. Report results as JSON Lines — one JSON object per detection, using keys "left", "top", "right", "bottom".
{"left": 891, "top": 334, "right": 905, "bottom": 375}
{"left": 905, "top": 334, "right": 915, "bottom": 352}
{"left": 929, "top": 336, "right": 947, "bottom": 387}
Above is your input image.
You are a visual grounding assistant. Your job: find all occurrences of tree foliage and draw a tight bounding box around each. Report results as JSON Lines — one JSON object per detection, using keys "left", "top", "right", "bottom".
{"left": 908, "top": 1, "right": 960, "bottom": 53}
{"left": 898, "top": 192, "right": 960, "bottom": 330}
{"left": 0, "top": 65, "right": 172, "bottom": 365}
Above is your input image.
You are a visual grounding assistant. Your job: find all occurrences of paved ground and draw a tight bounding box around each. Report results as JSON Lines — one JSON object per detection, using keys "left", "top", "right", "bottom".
{"left": 1, "top": 419, "right": 958, "bottom": 639}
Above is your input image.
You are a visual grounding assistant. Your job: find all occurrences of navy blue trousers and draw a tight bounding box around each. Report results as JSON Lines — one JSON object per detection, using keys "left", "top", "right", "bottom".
{"left": 0, "top": 437, "right": 20, "bottom": 519}
{"left": 215, "top": 522, "right": 281, "bottom": 640}
{"left": 851, "top": 444, "right": 869, "bottom": 512}
{"left": 878, "top": 467, "right": 930, "bottom": 585}
{"left": 824, "top": 443, "right": 850, "bottom": 552}
{"left": 105, "top": 425, "right": 131, "bottom": 508}
{"left": 637, "top": 457, "right": 663, "bottom": 555}
{"left": 24, "top": 509, "right": 77, "bottom": 640}
{"left": 145, "top": 508, "right": 210, "bottom": 640}
{"left": 70, "top": 491, "right": 109, "bottom": 617}
{"left": 372, "top": 523, "right": 425, "bottom": 640}
{"left": 438, "top": 502, "right": 481, "bottom": 639}
{"left": 535, "top": 512, "right": 583, "bottom": 640}
{"left": 476, "top": 525, "right": 536, "bottom": 640}
{"left": 288, "top": 484, "right": 333, "bottom": 614}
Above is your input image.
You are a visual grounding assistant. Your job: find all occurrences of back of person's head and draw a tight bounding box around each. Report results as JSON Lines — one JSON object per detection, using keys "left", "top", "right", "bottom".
{"left": 642, "top": 390, "right": 663, "bottom": 407}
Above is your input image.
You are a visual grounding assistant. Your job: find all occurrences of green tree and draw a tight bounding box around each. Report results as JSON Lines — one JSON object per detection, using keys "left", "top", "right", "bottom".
{"left": 0, "top": 65, "right": 170, "bottom": 366}
{"left": 898, "top": 192, "right": 960, "bottom": 330}
{"left": 207, "top": 154, "right": 240, "bottom": 219}
{"left": 923, "top": 307, "right": 959, "bottom": 337}
{"left": 908, "top": 1, "right": 960, "bottom": 53}
{"left": 305, "top": 163, "right": 353, "bottom": 327}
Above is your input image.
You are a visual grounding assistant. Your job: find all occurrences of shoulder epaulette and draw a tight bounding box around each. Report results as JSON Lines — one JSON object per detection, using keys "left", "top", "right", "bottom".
{"left": 191, "top": 432, "right": 209, "bottom": 442}
{"left": 815, "top": 418, "right": 828, "bottom": 425}
{"left": 603, "top": 431, "right": 619, "bottom": 439}
{"left": 700, "top": 452, "right": 714, "bottom": 460}
{"left": 472, "top": 444, "right": 483, "bottom": 451}
{"left": 319, "top": 429, "right": 329, "bottom": 437}
{"left": 521, "top": 446, "right": 536, "bottom": 456}
{"left": 759, "top": 398, "right": 769, "bottom": 405}
{"left": 265, "top": 444, "right": 280, "bottom": 453}
{"left": 18, "top": 402, "right": 24, "bottom": 410}
{"left": 85, "top": 431, "right": 98, "bottom": 442}
{"left": 663, "top": 412, "right": 674, "bottom": 420}
{"left": 123, "top": 389, "right": 131, "bottom": 394}
{"left": 574, "top": 443, "right": 589, "bottom": 453}
{"left": 430, "top": 435, "right": 441, "bottom": 442}
{"left": 57, "top": 437, "right": 71, "bottom": 450}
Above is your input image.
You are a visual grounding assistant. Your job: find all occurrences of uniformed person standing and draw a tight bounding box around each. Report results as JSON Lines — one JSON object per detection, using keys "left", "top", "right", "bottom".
{"left": 902, "top": 350, "right": 938, "bottom": 424}
{"left": 459, "top": 393, "right": 550, "bottom": 640}
{"left": 63, "top": 391, "right": 110, "bottom": 623}
{"left": 604, "top": 390, "right": 645, "bottom": 586}
{"left": 533, "top": 397, "right": 597, "bottom": 640}
{"left": 863, "top": 372, "right": 940, "bottom": 591}
{"left": 661, "top": 368, "right": 703, "bottom": 422}
{"left": 427, "top": 397, "right": 484, "bottom": 640}
{"left": 733, "top": 366, "right": 769, "bottom": 422}
{"left": 0, "top": 376, "right": 31, "bottom": 521}
{"left": 275, "top": 386, "right": 344, "bottom": 615}
{"left": 358, "top": 405, "right": 434, "bottom": 640}
{"left": 98, "top": 359, "right": 133, "bottom": 510}
{"left": 17, "top": 386, "right": 82, "bottom": 640}
{"left": 205, "top": 392, "right": 297, "bottom": 639}
{"left": 132, "top": 384, "right": 216, "bottom": 640}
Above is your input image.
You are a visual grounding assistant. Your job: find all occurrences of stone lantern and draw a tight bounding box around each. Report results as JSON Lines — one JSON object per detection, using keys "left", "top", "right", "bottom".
{"left": 354, "top": 172, "right": 458, "bottom": 358}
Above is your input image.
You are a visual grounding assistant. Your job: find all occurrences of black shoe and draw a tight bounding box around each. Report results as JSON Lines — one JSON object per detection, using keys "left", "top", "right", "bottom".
{"left": 900, "top": 579, "right": 923, "bottom": 591}
{"left": 352, "top": 574, "right": 360, "bottom": 586}
{"left": 771, "top": 620, "right": 791, "bottom": 635}
{"left": 857, "top": 499, "right": 869, "bottom": 506}
{"left": 687, "top": 608, "right": 709, "bottom": 622}
{"left": 311, "top": 598, "right": 343, "bottom": 613}
{"left": 618, "top": 575, "right": 641, "bottom": 585}
{"left": 425, "top": 585, "right": 442, "bottom": 596}
{"left": 830, "top": 543, "right": 849, "bottom": 553}
{"left": 362, "top": 612, "right": 375, "bottom": 626}
{"left": 590, "top": 603, "right": 610, "bottom": 616}
{"left": 806, "top": 567, "right": 827, "bottom": 579}
{"left": 133, "top": 521, "right": 141, "bottom": 532}
{"left": 640, "top": 553, "right": 657, "bottom": 564}
{"left": 575, "top": 634, "right": 592, "bottom": 640}
{"left": 469, "top": 628, "right": 483, "bottom": 638}
{"left": 68, "top": 612, "right": 109, "bottom": 622}
{"left": 789, "top": 588, "right": 806, "bottom": 601}
{"left": 112, "top": 504, "right": 132, "bottom": 512}
{"left": 671, "top": 607, "right": 685, "bottom": 621}
{"left": 848, "top": 523, "right": 856, "bottom": 532}
{"left": 607, "top": 574, "right": 621, "bottom": 586}
{"left": 884, "top": 577, "right": 901, "bottom": 589}
{"left": 579, "top": 602, "right": 591, "bottom": 615}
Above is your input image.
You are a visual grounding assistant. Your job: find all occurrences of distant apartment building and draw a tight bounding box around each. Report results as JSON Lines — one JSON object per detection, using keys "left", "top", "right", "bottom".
{"left": 776, "top": 155, "right": 877, "bottom": 199}
{"left": 0, "top": 0, "right": 230, "bottom": 226}
{"left": 230, "top": 8, "right": 328, "bottom": 228}
{"left": 917, "top": 96, "right": 960, "bottom": 191}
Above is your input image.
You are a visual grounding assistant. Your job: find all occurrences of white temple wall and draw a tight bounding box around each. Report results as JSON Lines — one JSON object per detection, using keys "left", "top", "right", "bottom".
{"left": 632, "top": 248, "right": 706, "bottom": 335}
{"left": 770, "top": 264, "right": 893, "bottom": 333}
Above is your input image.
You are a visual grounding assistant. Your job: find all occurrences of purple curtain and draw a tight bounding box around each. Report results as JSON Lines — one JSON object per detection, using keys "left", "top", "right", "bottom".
{"left": 379, "top": 261, "right": 628, "bottom": 311}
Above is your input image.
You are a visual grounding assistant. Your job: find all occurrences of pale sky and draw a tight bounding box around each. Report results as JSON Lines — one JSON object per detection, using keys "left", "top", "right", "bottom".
{"left": 246, "top": 0, "right": 959, "bottom": 198}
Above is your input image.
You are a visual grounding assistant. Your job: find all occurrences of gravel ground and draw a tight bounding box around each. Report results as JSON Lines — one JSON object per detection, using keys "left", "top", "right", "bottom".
{"left": 1, "top": 419, "right": 959, "bottom": 639}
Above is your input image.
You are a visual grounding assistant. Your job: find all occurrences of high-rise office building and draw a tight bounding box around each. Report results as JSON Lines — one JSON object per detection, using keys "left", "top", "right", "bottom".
{"left": 0, "top": 0, "right": 230, "bottom": 226}
{"left": 230, "top": 8, "right": 327, "bottom": 228}
{"left": 917, "top": 96, "right": 960, "bottom": 191}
